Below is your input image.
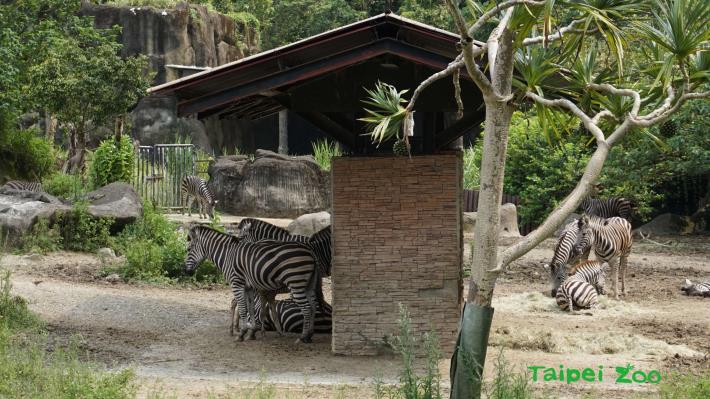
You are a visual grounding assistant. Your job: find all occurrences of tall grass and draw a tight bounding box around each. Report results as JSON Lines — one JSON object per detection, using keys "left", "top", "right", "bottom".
{"left": 463, "top": 146, "right": 481, "bottom": 190}
{"left": 312, "top": 138, "right": 343, "bottom": 171}
{"left": 482, "top": 350, "right": 536, "bottom": 399}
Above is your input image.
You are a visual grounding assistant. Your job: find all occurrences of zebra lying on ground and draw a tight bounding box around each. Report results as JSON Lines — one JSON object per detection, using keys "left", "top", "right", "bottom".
{"left": 544, "top": 220, "right": 591, "bottom": 297}
{"left": 555, "top": 260, "right": 608, "bottom": 312}
{"left": 181, "top": 176, "right": 217, "bottom": 219}
{"left": 580, "top": 197, "right": 632, "bottom": 220}
{"left": 2, "top": 180, "right": 43, "bottom": 192}
{"left": 184, "top": 225, "right": 318, "bottom": 343}
{"left": 241, "top": 289, "right": 332, "bottom": 334}
{"left": 681, "top": 279, "right": 710, "bottom": 297}
{"left": 574, "top": 215, "right": 633, "bottom": 300}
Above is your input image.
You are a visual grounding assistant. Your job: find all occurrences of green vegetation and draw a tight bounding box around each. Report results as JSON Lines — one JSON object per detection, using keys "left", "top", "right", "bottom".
{"left": 312, "top": 139, "right": 342, "bottom": 171}
{"left": 89, "top": 136, "right": 136, "bottom": 188}
{"left": 482, "top": 350, "right": 536, "bottom": 399}
{"left": 0, "top": 269, "right": 137, "bottom": 398}
{"left": 0, "top": 127, "right": 54, "bottom": 181}
{"left": 42, "top": 172, "right": 86, "bottom": 200}
{"left": 658, "top": 372, "right": 710, "bottom": 399}
{"left": 59, "top": 202, "right": 114, "bottom": 252}
{"left": 19, "top": 219, "right": 63, "bottom": 255}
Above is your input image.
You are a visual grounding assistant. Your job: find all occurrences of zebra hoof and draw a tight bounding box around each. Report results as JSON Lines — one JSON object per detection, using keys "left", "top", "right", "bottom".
{"left": 297, "top": 337, "right": 313, "bottom": 344}
{"left": 237, "top": 335, "right": 244, "bottom": 342}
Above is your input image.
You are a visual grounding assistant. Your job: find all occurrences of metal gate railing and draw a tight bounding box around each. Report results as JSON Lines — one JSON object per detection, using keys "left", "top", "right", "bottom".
{"left": 133, "top": 144, "right": 196, "bottom": 210}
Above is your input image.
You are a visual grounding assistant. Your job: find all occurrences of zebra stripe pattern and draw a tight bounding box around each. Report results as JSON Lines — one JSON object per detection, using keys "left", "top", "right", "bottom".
{"left": 546, "top": 220, "right": 591, "bottom": 297}
{"left": 681, "top": 279, "right": 710, "bottom": 297}
{"left": 244, "top": 290, "right": 332, "bottom": 334}
{"left": 184, "top": 225, "right": 318, "bottom": 343}
{"left": 568, "top": 260, "right": 610, "bottom": 295}
{"left": 181, "top": 176, "right": 216, "bottom": 219}
{"left": 580, "top": 197, "right": 632, "bottom": 220}
{"left": 2, "top": 180, "right": 43, "bottom": 192}
{"left": 556, "top": 275, "right": 600, "bottom": 312}
{"left": 574, "top": 215, "right": 633, "bottom": 300}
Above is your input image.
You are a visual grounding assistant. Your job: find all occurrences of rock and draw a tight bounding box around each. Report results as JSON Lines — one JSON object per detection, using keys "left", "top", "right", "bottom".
{"left": 288, "top": 212, "right": 331, "bottom": 237}
{"left": 555, "top": 213, "right": 581, "bottom": 237}
{"left": 634, "top": 213, "right": 694, "bottom": 236}
{"left": 463, "top": 203, "right": 521, "bottom": 237}
{"left": 104, "top": 273, "right": 122, "bottom": 284}
{"left": 0, "top": 190, "right": 71, "bottom": 244}
{"left": 85, "top": 182, "right": 143, "bottom": 227}
{"left": 97, "top": 247, "right": 116, "bottom": 259}
{"left": 208, "top": 150, "right": 330, "bottom": 218}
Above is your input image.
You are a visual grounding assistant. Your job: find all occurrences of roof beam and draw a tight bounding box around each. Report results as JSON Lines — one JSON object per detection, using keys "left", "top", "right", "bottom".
{"left": 178, "top": 38, "right": 452, "bottom": 116}
{"left": 434, "top": 110, "right": 485, "bottom": 149}
{"left": 294, "top": 111, "right": 357, "bottom": 149}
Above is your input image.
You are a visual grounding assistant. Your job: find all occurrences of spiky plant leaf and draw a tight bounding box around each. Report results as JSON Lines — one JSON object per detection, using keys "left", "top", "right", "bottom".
{"left": 359, "top": 81, "right": 410, "bottom": 146}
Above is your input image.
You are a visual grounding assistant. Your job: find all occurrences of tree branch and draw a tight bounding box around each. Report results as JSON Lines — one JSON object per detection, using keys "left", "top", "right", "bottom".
{"left": 631, "top": 89, "right": 710, "bottom": 128}
{"left": 591, "top": 110, "right": 615, "bottom": 125}
{"left": 406, "top": 57, "right": 465, "bottom": 112}
{"left": 469, "top": 0, "right": 546, "bottom": 36}
{"left": 522, "top": 19, "right": 595, "bottom": 46}
{"left": 587, "top": 83, "right": 641, "bottom": 116}
{"left": 525, "top": 91, "right": 606, "bottom": 143}
{"left": 488, "top": 8, "right": 514, "bottom": 76}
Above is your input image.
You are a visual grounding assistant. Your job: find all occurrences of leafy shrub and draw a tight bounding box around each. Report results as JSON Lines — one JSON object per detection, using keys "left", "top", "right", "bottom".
{"left": 89, "top": 136, "right": 135, "bottom": 189}
{"left": 312, "top": 138, "right": 342, "bottom": 171}
{"left": 482, "top": 350, "right": 537, "bottom": 399}
{"left": 0, "top": 128, "right": 54, "bottom": 181}
{"left": 0, "top": 270, "right": 41, "bottom": 330}
{"left": 42, "top": 172, "right": 86, "bottom": 200}
{"left": 59, "top": 202, "right": 113, "bottom": 252}
{"left": 19, "top": 219, "right": 63, "bottom": 255}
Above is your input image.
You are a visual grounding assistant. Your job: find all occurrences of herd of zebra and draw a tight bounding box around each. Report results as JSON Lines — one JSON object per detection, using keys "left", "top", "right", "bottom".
{"left": 546, "top": 197, "right": 709, "bottom": 312}
{"left": 184, "top": 218, "right": 333, "bottom": 343}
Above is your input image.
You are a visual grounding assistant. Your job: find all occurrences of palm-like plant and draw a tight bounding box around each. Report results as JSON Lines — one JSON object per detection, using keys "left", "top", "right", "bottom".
{"left": 359, "top": 81, "right": 411, "bottom": 152}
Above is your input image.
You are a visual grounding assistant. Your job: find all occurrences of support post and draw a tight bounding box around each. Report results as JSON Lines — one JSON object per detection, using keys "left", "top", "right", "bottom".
{"left": 278, "top": 109, "right": 288, "bottom": 155}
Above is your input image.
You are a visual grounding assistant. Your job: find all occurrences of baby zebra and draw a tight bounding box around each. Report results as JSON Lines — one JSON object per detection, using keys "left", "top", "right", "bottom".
{"left": 2, "top": 180, "right": 43, "bottom": 192}
{"left": 574, "top": 215, "right": 632, "bottom": 300}
{"left": 580, "top": 197, "right": 633, "bottom": 220}
{"left": 555, "top": 261, "right": 609, "bottom": 312}
{"left": 681, "top": 279, "right": 710, "bottom": 297}
{"left": 181, "top": 176, "right": 217, "bottom": 219}
{"left": 544, "top": 220, "right": 591, "bottom": 297}
{"left": 241, "top": 289, "right": 332, "bottom": 334}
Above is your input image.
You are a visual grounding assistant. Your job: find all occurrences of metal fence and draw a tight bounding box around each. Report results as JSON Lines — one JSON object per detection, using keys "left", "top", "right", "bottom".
{"left": 133, "top": 144, "right": 196, "bottom": 210}
{"left": 463, "top": 189, "right": 535, "bottom": 235}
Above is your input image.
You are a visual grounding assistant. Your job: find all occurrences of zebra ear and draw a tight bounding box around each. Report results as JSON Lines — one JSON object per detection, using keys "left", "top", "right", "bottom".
{"left": 683, "top": 278, "right": 692, "bottom": 287}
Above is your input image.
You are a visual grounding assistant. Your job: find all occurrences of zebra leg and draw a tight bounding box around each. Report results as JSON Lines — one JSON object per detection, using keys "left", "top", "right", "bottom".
{"left": 186, "top": 196, "right": 194, "bottom": 217}
{"left": 244, "top": 288, "right": 258, "bottom": 340}
{"left": 568, "top": 297, "right": 574, "bottom": 312}
{"left": 230, "top": 296, "right": 238, "bottom": 337}
{"left": 292, "top": 290, "right": 315, "bottom": 344}
{"left": 268, "top": 298, "right": 283, "bottom": 336}
{"left": 236, "top": 287, "right": 250, "bottom": 341}
{"left": 612, "top": 258, "right": 620, "bottom": 300}
{"left": 620, "top": 255, "right": 629, "bottom": 296}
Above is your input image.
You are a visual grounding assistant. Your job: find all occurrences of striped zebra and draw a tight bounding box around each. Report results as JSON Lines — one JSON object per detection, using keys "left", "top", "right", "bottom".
{"left": 544, "top": 221, "right": 591, "bottom": 297}
{"left": 568, "top": 260, "right": 610, "bottom": 295}
{"left": 574, "top": 215, "right": 633, "bottom": 300}
{"left": 184, "top": 225, "right": 318, "bottom": 343}
{"left": 242, "top": 290, "right": 332, "bottom": 334}
{"left": 181, "top": 176, "right": 217, "bottom": 219}
{"left": 556, "top": 275, "right": 600, "bottom": 312}
{"left": 681, "top": 279, "right": 710, "bottom": 297}
{"left": 2, "top": 180, "right": 43, "bottom": 192}
{"left": 580, "top": 197, "right": 632, "bottom": 220}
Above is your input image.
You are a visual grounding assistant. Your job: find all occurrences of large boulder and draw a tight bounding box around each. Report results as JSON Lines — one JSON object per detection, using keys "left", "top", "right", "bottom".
{"left": 634, "top": 213, "right": 694, "bottom": 236}
{"left": 288, "top": 212, "right": 331, "bottom": 237}
{"left": 85, "top": 182, "right": 143, "bottom": 227}
{"left": 208, "top": 150, "right": 330, "bottom": 218}
{"left": 0, "top": 188, "right": 70, "bottom": 243}
{"left": 463, "top": 203, "right": 521, "bottom": 237}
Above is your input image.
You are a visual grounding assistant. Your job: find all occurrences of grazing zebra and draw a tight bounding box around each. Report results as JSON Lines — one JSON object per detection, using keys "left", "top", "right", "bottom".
{"left": 681, "top": 279, "right": 710, "bottom": 297}
{"left": 580, "top": 197, "right": 632, "bottom": 220}
{"left": 2, "top": 180, "right": 43, "bottom": 192}
{"left": 184, "top": 225, "right": 318, "bottom": 343}
{"left": 574, "top": 215, "right": 633, "bottom": 300}
{"left": 544, "top": 221, "right": 591, "bottom": 297}
{"left": 181, "top": 176, "right": 217, "bottom": 219}
{"left": 556, "top": 275, "right": 600, "bottom": 312}
{"left": 568, "top": 260, "right": 610, "bottom": 295}
{"left": 242, "top": 290, "right": 332, "bottom": 334}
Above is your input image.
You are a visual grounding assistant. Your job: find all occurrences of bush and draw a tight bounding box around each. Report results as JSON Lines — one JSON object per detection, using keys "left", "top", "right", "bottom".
{"left": 312, "top": 138, "right": 342, "bottom": 171}
{"left": 19, "top": 219, "right": 63, "bottom": 255}
{"left": 42, "top": 172, "right": 86, "bottom": 200}
{"left": 0, "top": 128, "right": 54, "bottom": 181}
{"left": 89, "top": 136, "right": 135, "bottom": 189}
{"left": 59, "top": 202, "right": 113, "bottom": 252}
{"left": 0, "top": 270, "right": 41, "bottom": 331}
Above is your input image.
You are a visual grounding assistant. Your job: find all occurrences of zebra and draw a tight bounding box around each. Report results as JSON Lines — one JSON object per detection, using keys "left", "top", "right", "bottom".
{"left": 568, "top": 260, "right": 610, "bottom": 295}
{"left": 242, "top": 289, "right": 333, "bottom": 334}
{"left": 555, "top": 275, "right": 600, "bottom": 312}
{"left": 181, "top": 176, "right": 217, "bottom": 219}
{"left": 544, "top": 220, "right": 591, "bottom": 297}
{"left": 681, "top": 279, "right": 710, "bottom": 297}
{"left": 573, "top": 215, "right": 633, "bottom": 300}
{"left": 2, "top": 180, "right": 43, "bottom": 192}
{"left": 184, "top": 225, "right": 318, "bottom": 343}
{"left": 580, "top": 197, "right": 632, "bottom": 220}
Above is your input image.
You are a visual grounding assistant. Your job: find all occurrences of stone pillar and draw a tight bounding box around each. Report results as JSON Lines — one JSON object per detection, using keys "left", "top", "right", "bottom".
{"left": 278, "top": 109, "right": 289, "bottom": 155}
{"left": 331, "top": 153, "right": 463, "bottom": 355}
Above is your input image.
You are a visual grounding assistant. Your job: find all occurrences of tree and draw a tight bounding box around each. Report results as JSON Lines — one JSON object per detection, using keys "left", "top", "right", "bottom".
{"left": 30, "top": 23, "right": 150, "bottom": 173}
{"left": 362, "top": 0, "right": 709, "bottom": 396}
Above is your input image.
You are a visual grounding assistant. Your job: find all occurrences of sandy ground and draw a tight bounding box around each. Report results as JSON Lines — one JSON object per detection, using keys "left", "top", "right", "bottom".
{"left": 2, "top": 234, "right": 709, "bottom": 398}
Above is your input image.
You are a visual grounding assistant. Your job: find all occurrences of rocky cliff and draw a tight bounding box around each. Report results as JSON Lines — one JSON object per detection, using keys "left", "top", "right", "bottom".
{"left": 80, "top": 1, "right": 259, "bottom": 85}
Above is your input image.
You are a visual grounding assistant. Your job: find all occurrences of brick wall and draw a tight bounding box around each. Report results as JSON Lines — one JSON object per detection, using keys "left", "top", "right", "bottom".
{"left": 331, "top": 153, "right": 463, "bottom": 355}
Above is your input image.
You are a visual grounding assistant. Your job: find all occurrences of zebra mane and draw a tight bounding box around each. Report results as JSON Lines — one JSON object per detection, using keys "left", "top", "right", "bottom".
{"left": 189, "top": 224, "right": 240, "bottom": 243}
{"left": 237, "top": 218, "right": 290, "bottom": 235}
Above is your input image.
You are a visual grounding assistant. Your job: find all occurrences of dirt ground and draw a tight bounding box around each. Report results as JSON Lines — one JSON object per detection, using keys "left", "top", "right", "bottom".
{"left": 2, "top": 234, "right": 709, "bottom": 398}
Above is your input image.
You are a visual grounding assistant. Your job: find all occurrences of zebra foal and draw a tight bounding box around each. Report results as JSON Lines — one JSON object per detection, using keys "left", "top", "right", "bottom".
{"left": 574, "top": 215, "right": 633, "bottom": 300}
{"left": 184, "top": 225, "right": 318, "bottom": 343}
{"left": 556, "top": 276, "right": 601, "bottom": 312}
{"left": 181, "top": 176, "right": 217, "bottom": 219}
{"left": 243, "top": 289, "right": 333, "bottom": 334}
{"left": 2, "top": 180, "right": 43, "bottom": 192}
{"left": 544, "top": 220, "right": 591, "bottom": 297}
{"left": 681, "top": 279, "right": 710, "bottom": 297}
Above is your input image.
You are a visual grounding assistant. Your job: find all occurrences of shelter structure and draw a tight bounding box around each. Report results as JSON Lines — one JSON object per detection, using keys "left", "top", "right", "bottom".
{"left": 150, "top": 13, "right": 485, "bottom": 355}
